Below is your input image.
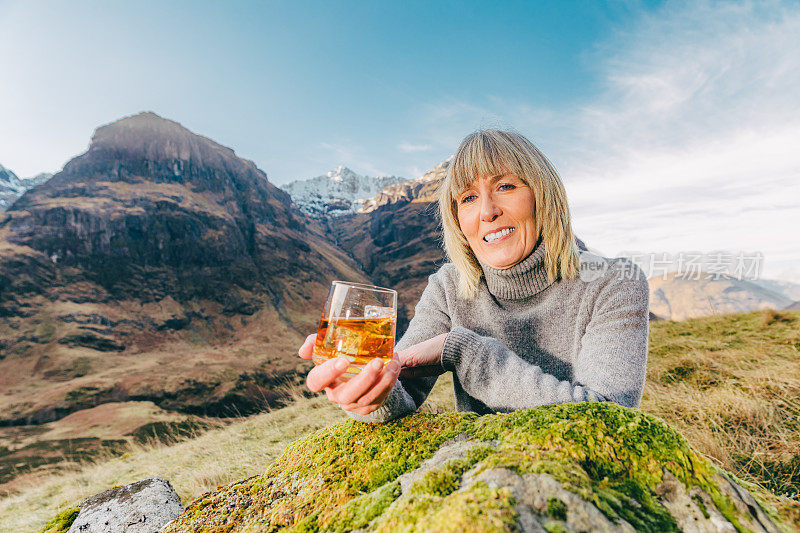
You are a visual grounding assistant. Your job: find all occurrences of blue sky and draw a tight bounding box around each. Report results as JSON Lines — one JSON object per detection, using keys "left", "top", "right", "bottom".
{"left": 1, "top": 1, "right": 799, "bottom": 281}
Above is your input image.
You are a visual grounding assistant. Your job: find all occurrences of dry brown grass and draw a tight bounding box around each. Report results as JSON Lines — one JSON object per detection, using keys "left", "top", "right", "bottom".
{"left": 2, "top": 309, "right": 799, "bottom": 531}
{"left": 642, "top": 308, "right": 800, "bottom": 526}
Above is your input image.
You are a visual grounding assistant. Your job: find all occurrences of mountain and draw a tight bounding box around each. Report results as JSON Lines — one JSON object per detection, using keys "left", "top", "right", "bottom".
{"left": 648, "top": 272, "right": 792, "bottom": 320}
{"left": 0, "top": 165, "right": 52, "bottom": 210}
{"left": 750, "top": 278, "right": 800, "bottom": 302}
{"left": 0, "top": 165, "right": 27, "bottom": 210}
{"left": 359, "top": 157, "right": 450, "bottom": 213}
{"left": 0, "top": 111, "right": 369, "bottom": 425}
{"left": 279, "top": 166, "right": 404, "bottom": 217}
{"left": 20, "top": 171, "right": 54, "bottom": 188}
{"left": 329, "top": 160, "right": 449, "bottom": 332}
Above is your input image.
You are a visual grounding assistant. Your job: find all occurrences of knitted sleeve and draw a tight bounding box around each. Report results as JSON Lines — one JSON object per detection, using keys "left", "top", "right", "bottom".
{"left": 440, "top": 263, "right": 650, "bottom": 410}
{"left": 346, "top": 269, "right": 452, "bottom": 423}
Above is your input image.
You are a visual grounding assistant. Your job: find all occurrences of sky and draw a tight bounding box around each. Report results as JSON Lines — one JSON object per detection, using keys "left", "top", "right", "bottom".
{"left": 1, "top": 0, "right": 799, "bottom": 281}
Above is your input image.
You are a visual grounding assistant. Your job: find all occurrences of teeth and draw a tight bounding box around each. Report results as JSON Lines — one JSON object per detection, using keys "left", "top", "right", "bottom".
{"left": 484, "top": 228, "right": 514, "bottom": 242}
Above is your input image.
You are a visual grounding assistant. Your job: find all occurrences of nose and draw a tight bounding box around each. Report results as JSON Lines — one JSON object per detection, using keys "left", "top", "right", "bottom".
{"left": 480, "top": 193, "right": 501, "bottom": 222}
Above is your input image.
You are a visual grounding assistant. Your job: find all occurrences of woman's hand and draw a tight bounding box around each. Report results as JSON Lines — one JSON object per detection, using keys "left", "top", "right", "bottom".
{"left": 397, "top": 333, "right": 449, "bottom": 378}
{"left": 298, "top": 333, "right": 401, "bottom": 416}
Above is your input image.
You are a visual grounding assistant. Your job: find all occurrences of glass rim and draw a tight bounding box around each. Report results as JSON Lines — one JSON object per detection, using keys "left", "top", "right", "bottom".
{"left": 331, "top": 280, "right": 397, "bottom": 295}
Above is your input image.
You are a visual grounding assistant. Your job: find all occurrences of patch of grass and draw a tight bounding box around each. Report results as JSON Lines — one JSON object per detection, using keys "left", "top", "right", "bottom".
{"left": 68, "top": 357, "right": 92, "bottom": 378}
{"left": 127, "top": 419, "right": 215, "bottom": 445}
{"left": 0, "top": 438, "right": 127, "bottom": 485}
{"left": 36, "top": 506, "right": 78, "bottom": 533}
{"left": 35, "top": 321, "right": 57, "bottom": 343}
{"left": 643, "top": 309, "right": 800, "bottom": 526}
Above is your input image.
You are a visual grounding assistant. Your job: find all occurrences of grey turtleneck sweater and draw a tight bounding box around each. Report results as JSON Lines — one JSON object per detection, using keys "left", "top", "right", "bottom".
{"left": 348, "top": 239, "right": 650, "bottom": 423}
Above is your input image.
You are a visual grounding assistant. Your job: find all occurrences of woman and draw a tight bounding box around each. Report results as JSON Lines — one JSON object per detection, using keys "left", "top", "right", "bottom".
{"left": 298, "top": 129, "right": 650, "bottom": 422}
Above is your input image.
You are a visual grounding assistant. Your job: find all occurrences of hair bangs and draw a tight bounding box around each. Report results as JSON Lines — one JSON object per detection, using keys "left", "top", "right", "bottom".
{"left": 449, "top": 131, "right": 519, "bottom": 196}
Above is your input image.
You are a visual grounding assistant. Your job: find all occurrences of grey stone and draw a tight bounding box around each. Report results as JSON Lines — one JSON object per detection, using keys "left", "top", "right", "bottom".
{"left": 396, "top": 434, "right": 497, "bottom": 494}
{"left": 67, "top": 477, "right": 183, "bottom": 533}
{"left": 654, "top": 469, "right": 783, "bottom": 533}
{"left": 461, "top": 467, "right": 636, "bottom": 533}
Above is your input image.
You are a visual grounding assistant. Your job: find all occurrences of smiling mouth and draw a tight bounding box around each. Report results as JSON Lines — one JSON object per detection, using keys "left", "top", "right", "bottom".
{"left": 483, "top": 227, "right": 515, "bottom": 243}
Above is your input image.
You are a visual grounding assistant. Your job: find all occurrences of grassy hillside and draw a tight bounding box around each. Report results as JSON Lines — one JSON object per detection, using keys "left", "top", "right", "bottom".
{"left": 1, "top": 309, "right": 798, "bottom": 532}
{"left": 642, "top": 308, "right": 800, "bottom": 526}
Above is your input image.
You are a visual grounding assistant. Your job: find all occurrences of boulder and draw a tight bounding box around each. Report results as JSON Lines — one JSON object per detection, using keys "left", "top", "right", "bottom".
{"left": 66, "top": 477, "right": 182, "bottom": 533}
{"left": 164, "top": 403, "right": 785, "bottom": 532}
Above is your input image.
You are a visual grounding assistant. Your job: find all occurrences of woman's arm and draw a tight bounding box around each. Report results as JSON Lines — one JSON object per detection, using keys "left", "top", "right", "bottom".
{"left": 442, "top": 267, "right": 650, "bottom": 410}
{"left": 346, "top": 271, "right": 453, "bottom": 423}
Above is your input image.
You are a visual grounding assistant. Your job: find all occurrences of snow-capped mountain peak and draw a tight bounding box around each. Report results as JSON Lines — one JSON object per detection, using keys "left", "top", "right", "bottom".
{"left": 280, "top": 166, "right": 405, "bottom": 217}
{"left": 1, "top": 164, "right": 54, "bottom": 211}
{"left": 326, "top": 165, "right": 354, "bottom": 182}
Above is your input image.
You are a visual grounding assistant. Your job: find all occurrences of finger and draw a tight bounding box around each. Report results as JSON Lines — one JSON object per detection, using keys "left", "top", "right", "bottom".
{"left": 344, "top": 403, "right": 379, "bottom": 416}
{"left": 355, "top": 360, "right": 400, "bottom": 407}
{"left": 306, "top": 357, "right": 349, "bottom": 392}
{"left": 298, "top": 333, "right": 317, "bottom": 359}
{"left": 330, "top": 358, "right": 385, "bottom": 405}
{"left": 340, "top": 362, "right": 399, "bottom": 411}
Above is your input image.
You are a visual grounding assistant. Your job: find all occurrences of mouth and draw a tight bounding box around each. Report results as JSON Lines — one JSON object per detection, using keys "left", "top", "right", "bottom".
{"left": 483, "top": 227, "right": 515, "bottom": 244}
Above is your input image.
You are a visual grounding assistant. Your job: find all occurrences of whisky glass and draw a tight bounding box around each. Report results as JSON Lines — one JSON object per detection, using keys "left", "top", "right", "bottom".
{"left": 312, "top": 281, "right": 397, "bottom": 380}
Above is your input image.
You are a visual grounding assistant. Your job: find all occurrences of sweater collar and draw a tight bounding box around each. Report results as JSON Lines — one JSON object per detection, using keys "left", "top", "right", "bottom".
{"left": 479, "top": 236, "right": 553, "bottom": 300}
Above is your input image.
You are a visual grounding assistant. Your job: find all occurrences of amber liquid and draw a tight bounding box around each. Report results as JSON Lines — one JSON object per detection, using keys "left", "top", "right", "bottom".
{"left": 312, "top": 317, "right": 396, "bottom": 377}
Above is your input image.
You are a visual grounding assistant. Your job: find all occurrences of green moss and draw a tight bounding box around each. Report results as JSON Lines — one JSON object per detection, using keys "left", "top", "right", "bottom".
{"left": 472, "top": 403, "right": 729, "bottom": 531}
{"left": 407, "top": 444, "right": 493, "bottom": 497}
{"left": 325, "top": 481, "right": 401, "bottom": 532}
{"left": 543, "top": 522, "right": 569, "bottom": 533}
{"left": 38, "top": 507, "right": 79, "bottom": 533}
{"left": 547, "top": 497, "right": 567, "bottom": 521}
{"left": 165, "top": 403, "right": 780, "bottom": 533}
{"left": 374, "top": 481, "right": 518, "bottom": 533}
{"left": 692, "top": 493, "right": 710, "bottom": 519}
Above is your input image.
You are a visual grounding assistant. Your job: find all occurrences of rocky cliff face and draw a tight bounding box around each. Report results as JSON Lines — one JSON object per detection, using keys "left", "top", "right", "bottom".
{"left": 164, "top": 402, "right": 785, "bottom": 532}
{"left": 280, "top": 165, "right": 404, "bottom": 218}
{"left": 0, "top": 112, "right": 369, "bottom": 424}
{"left": 359, "top": 157, "right": 450, "bottom": 213}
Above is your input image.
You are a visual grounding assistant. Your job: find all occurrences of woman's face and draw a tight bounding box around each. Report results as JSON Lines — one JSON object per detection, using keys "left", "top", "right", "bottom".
{"left": 456, "top": 173, "right": 538, "bottom": 270}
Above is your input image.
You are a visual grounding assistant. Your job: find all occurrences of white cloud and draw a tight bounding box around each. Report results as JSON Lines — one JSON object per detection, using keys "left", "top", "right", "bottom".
{"left": 397, "top": 142, "right": 432, "bottom": 153}
{"left": 413, "top": 1, "right": 800, "bottom": 280}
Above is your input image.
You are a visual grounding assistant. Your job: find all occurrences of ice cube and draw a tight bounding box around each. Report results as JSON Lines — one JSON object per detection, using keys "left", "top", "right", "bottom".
{"left": 364, "top": 305, "right": 395, "bottom": 319}
{"left": 329, "top": 323, "right": 362, "bottom": 357}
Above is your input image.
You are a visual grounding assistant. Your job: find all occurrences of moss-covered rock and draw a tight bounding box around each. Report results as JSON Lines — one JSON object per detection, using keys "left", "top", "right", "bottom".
{"left": 164, "top": 403, "right": 786, "bottom": 532}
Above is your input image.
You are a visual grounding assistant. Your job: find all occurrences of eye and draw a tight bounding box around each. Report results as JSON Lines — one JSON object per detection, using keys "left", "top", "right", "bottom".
{"left": 499, "top": 183, "right": 516, "bottom": 191}
{"left": 460, "top": 194, "right": 477, "bottom": 204}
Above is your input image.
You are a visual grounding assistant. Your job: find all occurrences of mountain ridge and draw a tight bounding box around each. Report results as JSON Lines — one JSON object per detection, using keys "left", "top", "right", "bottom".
{"left": 280, "top": 165, "right": 404, "bottom": 217}
{"left": 0, "top": 164, "right": 52, "bottom": 210}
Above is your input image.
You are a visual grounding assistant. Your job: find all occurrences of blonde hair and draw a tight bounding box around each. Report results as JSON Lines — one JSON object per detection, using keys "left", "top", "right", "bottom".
{"left": 438, "top": 129, "right": 580, "bottom": 300}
